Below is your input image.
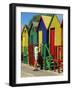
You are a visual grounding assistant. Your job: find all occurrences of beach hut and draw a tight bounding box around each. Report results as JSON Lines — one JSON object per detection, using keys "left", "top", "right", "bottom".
{"left": 21, "top": 25, "right": 28, "bottom": 47}
{"left": 28, "top": 23, "right": 38, "bottom": 66}
{"left": 29, "top": 23, "right": 37, "bottom": 45}
{"left": 49, "top": 15, "right": 63, "bottom": 73}
{"left": 37, "top": 15, "right": 53, "bottom": 60}
{"left": 49, "top": 15, "right": 63, "bottom": 56}
{"left": 21, "top": 25, "right": 28, "bottom": 64}
{"left": 36, "top": 15, "right": 54, "bottom": 69}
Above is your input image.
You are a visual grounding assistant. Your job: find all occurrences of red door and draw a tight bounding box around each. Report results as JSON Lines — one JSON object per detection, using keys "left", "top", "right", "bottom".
{"left": 50, "top": 28, "right": 55, "bottom": 56}
{"left": 28, "top": 44, "right": 35, "bottom": 66}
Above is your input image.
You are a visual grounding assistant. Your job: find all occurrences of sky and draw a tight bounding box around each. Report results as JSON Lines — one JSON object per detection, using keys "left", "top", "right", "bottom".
{"left": 21, "top": 12, "right": 63, "bottom": 27}
{"left": 21, "top": 12, "right": 39, "bottom": 26}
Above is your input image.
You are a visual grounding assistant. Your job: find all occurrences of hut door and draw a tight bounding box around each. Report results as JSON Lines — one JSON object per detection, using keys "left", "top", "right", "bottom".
{"left": 50, "top": 28, "right": 55, "bottom": 56}
{"left": 38, "top": 31, "right": 42, "bottom": 52}
{"left": 22, "top": 37, "right": 25, "bottom": 47}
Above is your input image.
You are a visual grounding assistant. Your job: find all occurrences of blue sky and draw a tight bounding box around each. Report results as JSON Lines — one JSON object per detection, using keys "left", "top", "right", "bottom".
{"left": 21, "top": 12, "right": 39, "bottom": 26}
{"left": 57, "top": 15, "right": 63, "bottom": 23}
{"left": 21, "top": 12, "right": 63, "bottom": 27}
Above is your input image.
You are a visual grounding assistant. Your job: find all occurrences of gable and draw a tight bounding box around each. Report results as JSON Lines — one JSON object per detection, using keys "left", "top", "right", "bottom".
{"left": 49, "top": 15, "right": 62, "bottom": 46}
{"left": 41, "top": 15, "right": 53, "bottom": 29}
{"left": 22, "top": 26, "right": 28, "bottom": 39}
{"left": 22, "top": 26, "right": 28, "bottom": 33}
{"left": 50, "top": 15, "right": 61, "bottom": 28}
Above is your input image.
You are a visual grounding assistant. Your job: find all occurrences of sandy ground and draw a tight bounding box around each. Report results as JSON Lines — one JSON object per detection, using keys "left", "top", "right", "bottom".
{"left": 21, "top": 63, "right": 63, "bottom": 77}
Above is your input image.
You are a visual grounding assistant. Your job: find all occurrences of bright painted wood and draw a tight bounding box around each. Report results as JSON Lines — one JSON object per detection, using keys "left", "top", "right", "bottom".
{"left": 38, "top": 31, "right": 42, "bottom": 52}
{"left": 30, "top": 27, "right": 37, "bottom": 45}
{"left": 41, "top": 16, "right": 52, "bottom": 29}
{"left": 49, "top": 15, "right": 62, "bottom": 46}
{"left": 21, "top": 26, "right": 28, "bottom": 48}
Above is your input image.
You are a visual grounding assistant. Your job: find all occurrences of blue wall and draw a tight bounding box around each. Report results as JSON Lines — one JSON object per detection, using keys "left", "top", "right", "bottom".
{"left": 38, "top": 19, "right": 47, "bottom": 43}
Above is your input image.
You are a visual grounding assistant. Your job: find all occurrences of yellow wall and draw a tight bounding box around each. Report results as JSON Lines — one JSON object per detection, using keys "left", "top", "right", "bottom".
{"left": 49, "top": 16, "right": 62, "bottom": 46}
{"left": 55, "top": 28, "right": 62, "bottom": 46}
{"left": 41, "top": 16, "right": 52, "bottom": 29}
{"left": 38, "top": 31, "right": 42, "bottom": 52}
{"left": 21, "top": 27, "right": 28, "bottom": 48}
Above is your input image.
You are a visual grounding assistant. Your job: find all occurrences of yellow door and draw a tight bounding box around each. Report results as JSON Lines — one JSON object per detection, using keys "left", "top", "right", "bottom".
{"left": 22, "top": 37, "right": 25, "bottom": 47}
{"left": 38, "top": 31, "right": 42, "bottom": 52}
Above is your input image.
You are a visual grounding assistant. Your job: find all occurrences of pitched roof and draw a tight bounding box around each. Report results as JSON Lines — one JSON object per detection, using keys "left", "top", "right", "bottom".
{"left": 32, "top": 21, "right": 39, "bottom": 28}
{"left": 22, "top": 25, "right": 29, "bottom": 34}
{"left": 41, "top": 15, "right": 53, "bottom": 29}
{"left": 50, "top": 15, "right": 61, "bottom": 28}
{"left": 29, "top": 22, "right": 38, "bottom": 33}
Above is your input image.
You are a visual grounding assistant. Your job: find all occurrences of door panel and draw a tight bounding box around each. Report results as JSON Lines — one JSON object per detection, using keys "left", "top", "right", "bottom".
{"left": 50, "top": 28, "right": 55, "bottom": 56}
{"left": 39, "top": 31, "right": 42, "bottom": 52}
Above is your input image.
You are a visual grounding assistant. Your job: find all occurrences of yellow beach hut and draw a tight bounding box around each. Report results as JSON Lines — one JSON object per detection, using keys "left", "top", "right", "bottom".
{"left": 49, "top": 15, "right": 63, "bottom": 73}
{"left": 21, "top": 25, "right": 28, "bottom": 64}
{"left": 49, "top": 15, "right": 63, "bottom": 63}
{"left": 49, "top": 15, "right": 62, "bottom": 46}
{"left": 21, "top": 25, "right": 28, "bottom": 48}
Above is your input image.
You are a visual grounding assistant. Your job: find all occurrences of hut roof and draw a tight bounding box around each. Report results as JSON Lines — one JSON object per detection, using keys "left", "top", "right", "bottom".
{"left": 41, "top": 15, "right": 53, "bottom": 29}
{"left": 21, "top": 25, "right": 29, "bottom": 34}
{"left": 29, "top": 15, "right": 54, "bottom": 33}
{"left": 28, "top": 21, "right": 39, "bottom": 34}
{"left": 23, "top": 25, "right": 29, "bottom": 30}
{"left": 32, "top": 21, "right": 39, "bottom": 28}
